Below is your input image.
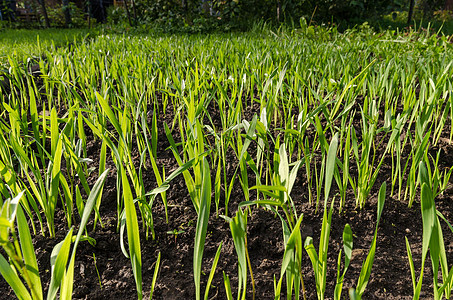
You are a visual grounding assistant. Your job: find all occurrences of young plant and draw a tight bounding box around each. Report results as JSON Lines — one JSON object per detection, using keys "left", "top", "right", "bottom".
{"left": 406, "top": 162, "right": 453, "bottom": 300}
{"left": 334, "top": 224, "right": 353, "bottom": 300}
{"left": 190, "top": 157, "right": 224, "bottom": 300}
{"left": 304, "top": 132, "right": 338, "bottom": 299}
{"left": 351, "top": 182, "right": 386, "bottom": 298}
{"left": 7, "top": 109, "right": 65, "bottom": 238}
{"left": 0, "top": 191, "right": 42, "bottom": 300}
{"left": 149, "top": 252, "right": 162, "bottom": 300}
{"left": 193, "top": 158, "right": 212, "bottom": 300}
{"left": 352, "top": 101, "right": 388, "bottom": 208}
{"left": 164, "top": 120, "right": 208, "bottom": 214}
{"left": 222, "top": 208, "right": 254, "bottom": 300}
{"left": 304, "top": 202, "right": 334, "bottom": 300}
{"left": 274, "top": 214, "right": 305, "bottom": 300}
{"left": 0, "top": 170, "right": 109, "bottom": 300}
{"left": 245, "top": 139, "right": 303, "bottom": 231}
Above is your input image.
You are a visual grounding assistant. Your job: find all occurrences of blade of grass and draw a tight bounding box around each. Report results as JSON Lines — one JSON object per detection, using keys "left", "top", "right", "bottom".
{"left": 194, "top": 158, "right": 211, "bottom": 300}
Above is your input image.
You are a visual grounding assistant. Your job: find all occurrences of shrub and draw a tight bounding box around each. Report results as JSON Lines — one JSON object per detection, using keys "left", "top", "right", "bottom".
{"left": 43, "top": 2, "right": 88, "bottom": 27}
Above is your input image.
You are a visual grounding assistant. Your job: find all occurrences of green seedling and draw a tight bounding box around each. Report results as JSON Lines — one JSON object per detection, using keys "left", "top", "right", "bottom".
{"left": 166, "top": 229, "right": 185, "bottom": 244}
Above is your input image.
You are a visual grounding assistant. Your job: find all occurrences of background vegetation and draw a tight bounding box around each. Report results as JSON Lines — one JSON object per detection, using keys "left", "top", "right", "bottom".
{"left": 2, "top": 0, "right": 453, "bottom": 33}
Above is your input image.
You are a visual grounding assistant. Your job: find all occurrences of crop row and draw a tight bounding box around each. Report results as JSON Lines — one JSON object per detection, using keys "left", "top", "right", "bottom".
{"left": 1, "top": 25, "right": 453, "bottom": 299}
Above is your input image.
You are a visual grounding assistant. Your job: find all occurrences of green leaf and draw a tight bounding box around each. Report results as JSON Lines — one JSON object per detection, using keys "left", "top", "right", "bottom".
{"left": 228, "top": 209, "right": 248, "bottom": 300}
{"left": 194, "top": 158, "right": 211, "bottom": 300}
{"left": 50, "top": 107, "right": 58, "bottom": 156}
{"left": 223, "top": 272, "right": 234, "bottom": 300}
{"left": 121, "top": 167, "right": 142, "bottom": 299}
{"left": 239, "top": 200, "right": 283, "bottom": 208}
{"left": 405, "top": 237, "right": 416, "bottom": 293}
{"left": 356, "top": 182, "right": 386, "bottom": 296}
{"left": 276, "top": 215, "right": 303, "bottom": 299}
{"left": 325, "top": 133, "right": 339, "bottom": 208}
{"left": 150, "top": 252, "right": 161, "bottom": 300}
{"left": 418, "top": 161, "right": 429, "bottom": 189}
{"left": 421, "top": 183, "right": 435, "bottom": 261}
{"left": 204, "top": 243, "right": 222, "bottom": 300}
{"left": 279, "top": 143, "right": 289, "bottom": 186}
{"left": 96, "top": 91, "right": 122, "bottom": 138}
{"left": 335, "top": 224, "right": 353, "bottom": 300}
{"left": 16, "top": 205, "right": 42, "bottom": 300}
{"left": 0, "top": 253, "right": 32, "bottom": 300}
{"left": 343, "top": 224, "right": 353, "bottom": 270}
{"left": 47, "top": 228, "right": 73, "bottom": 300}
{"left": 250, "top": 185, "right": 287, "bottom": 192}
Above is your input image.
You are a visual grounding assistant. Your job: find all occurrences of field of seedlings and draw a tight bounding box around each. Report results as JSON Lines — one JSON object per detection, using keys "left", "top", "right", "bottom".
{"left": 1, "top": 24, "right": 453, "bottom": 299}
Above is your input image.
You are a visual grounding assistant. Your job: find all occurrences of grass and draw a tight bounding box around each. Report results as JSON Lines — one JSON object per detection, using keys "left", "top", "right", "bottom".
{"left": 0, "top": 29, "right": 93, "bottom": 67}
{"left": 1, "top": 23, "right": 453, "bottom": 299}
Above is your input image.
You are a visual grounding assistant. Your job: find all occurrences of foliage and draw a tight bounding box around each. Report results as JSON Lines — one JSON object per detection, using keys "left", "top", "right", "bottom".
{"left": 106, "top": 5, "right": 129, "bottom": 25}
{"left": 104, "top": 0, "right": 453, "bottom": 32}
{"left": 1, "top": 24, "right": 453, "bottom": 298}
{"left": 2, "top": 0, "right": 453, "bottom": 32}
{"left": 42, "top": 2, "right": 88, "bottom": 27}
{"left": 433, "top": 10, "right": 453, "bottom": 23}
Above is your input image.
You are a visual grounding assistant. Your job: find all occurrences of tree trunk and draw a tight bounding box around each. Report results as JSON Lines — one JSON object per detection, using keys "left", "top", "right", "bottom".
{"left": 87, "top": 0, "right": 91, "bottom": 28}
{"left": 123, "top": 0, "right": 132, "bottom": 26}
{"left": 131, "top": 0, "right": 137, "bottom": 24}
{"left": 62, "top": 0, "right": 71, "bottom": 27}
{"left": 36, "top": 0, "right": 50, "bottom": 27}
{"left": 407, "top": 0, "right": 415, "bottom": 25}
{"left": 445, "top": 0, "right": 453, "bottom": 10}
{"left": 99, "top": 0, "right": 105, "bottom": 22}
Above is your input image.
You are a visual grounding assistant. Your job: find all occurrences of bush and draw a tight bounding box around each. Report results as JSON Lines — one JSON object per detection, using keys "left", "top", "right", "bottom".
{"left": 433, "top": 10, "right": 453, "bottom": 23}
{"left": 43, "top": 2, "right": 88, "bottom": 27}
{"left": 102, "top": 0, "right": 453, "bottom": 33}
{"left": 106, "top": 5, "right": 129, "bottom": 25}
